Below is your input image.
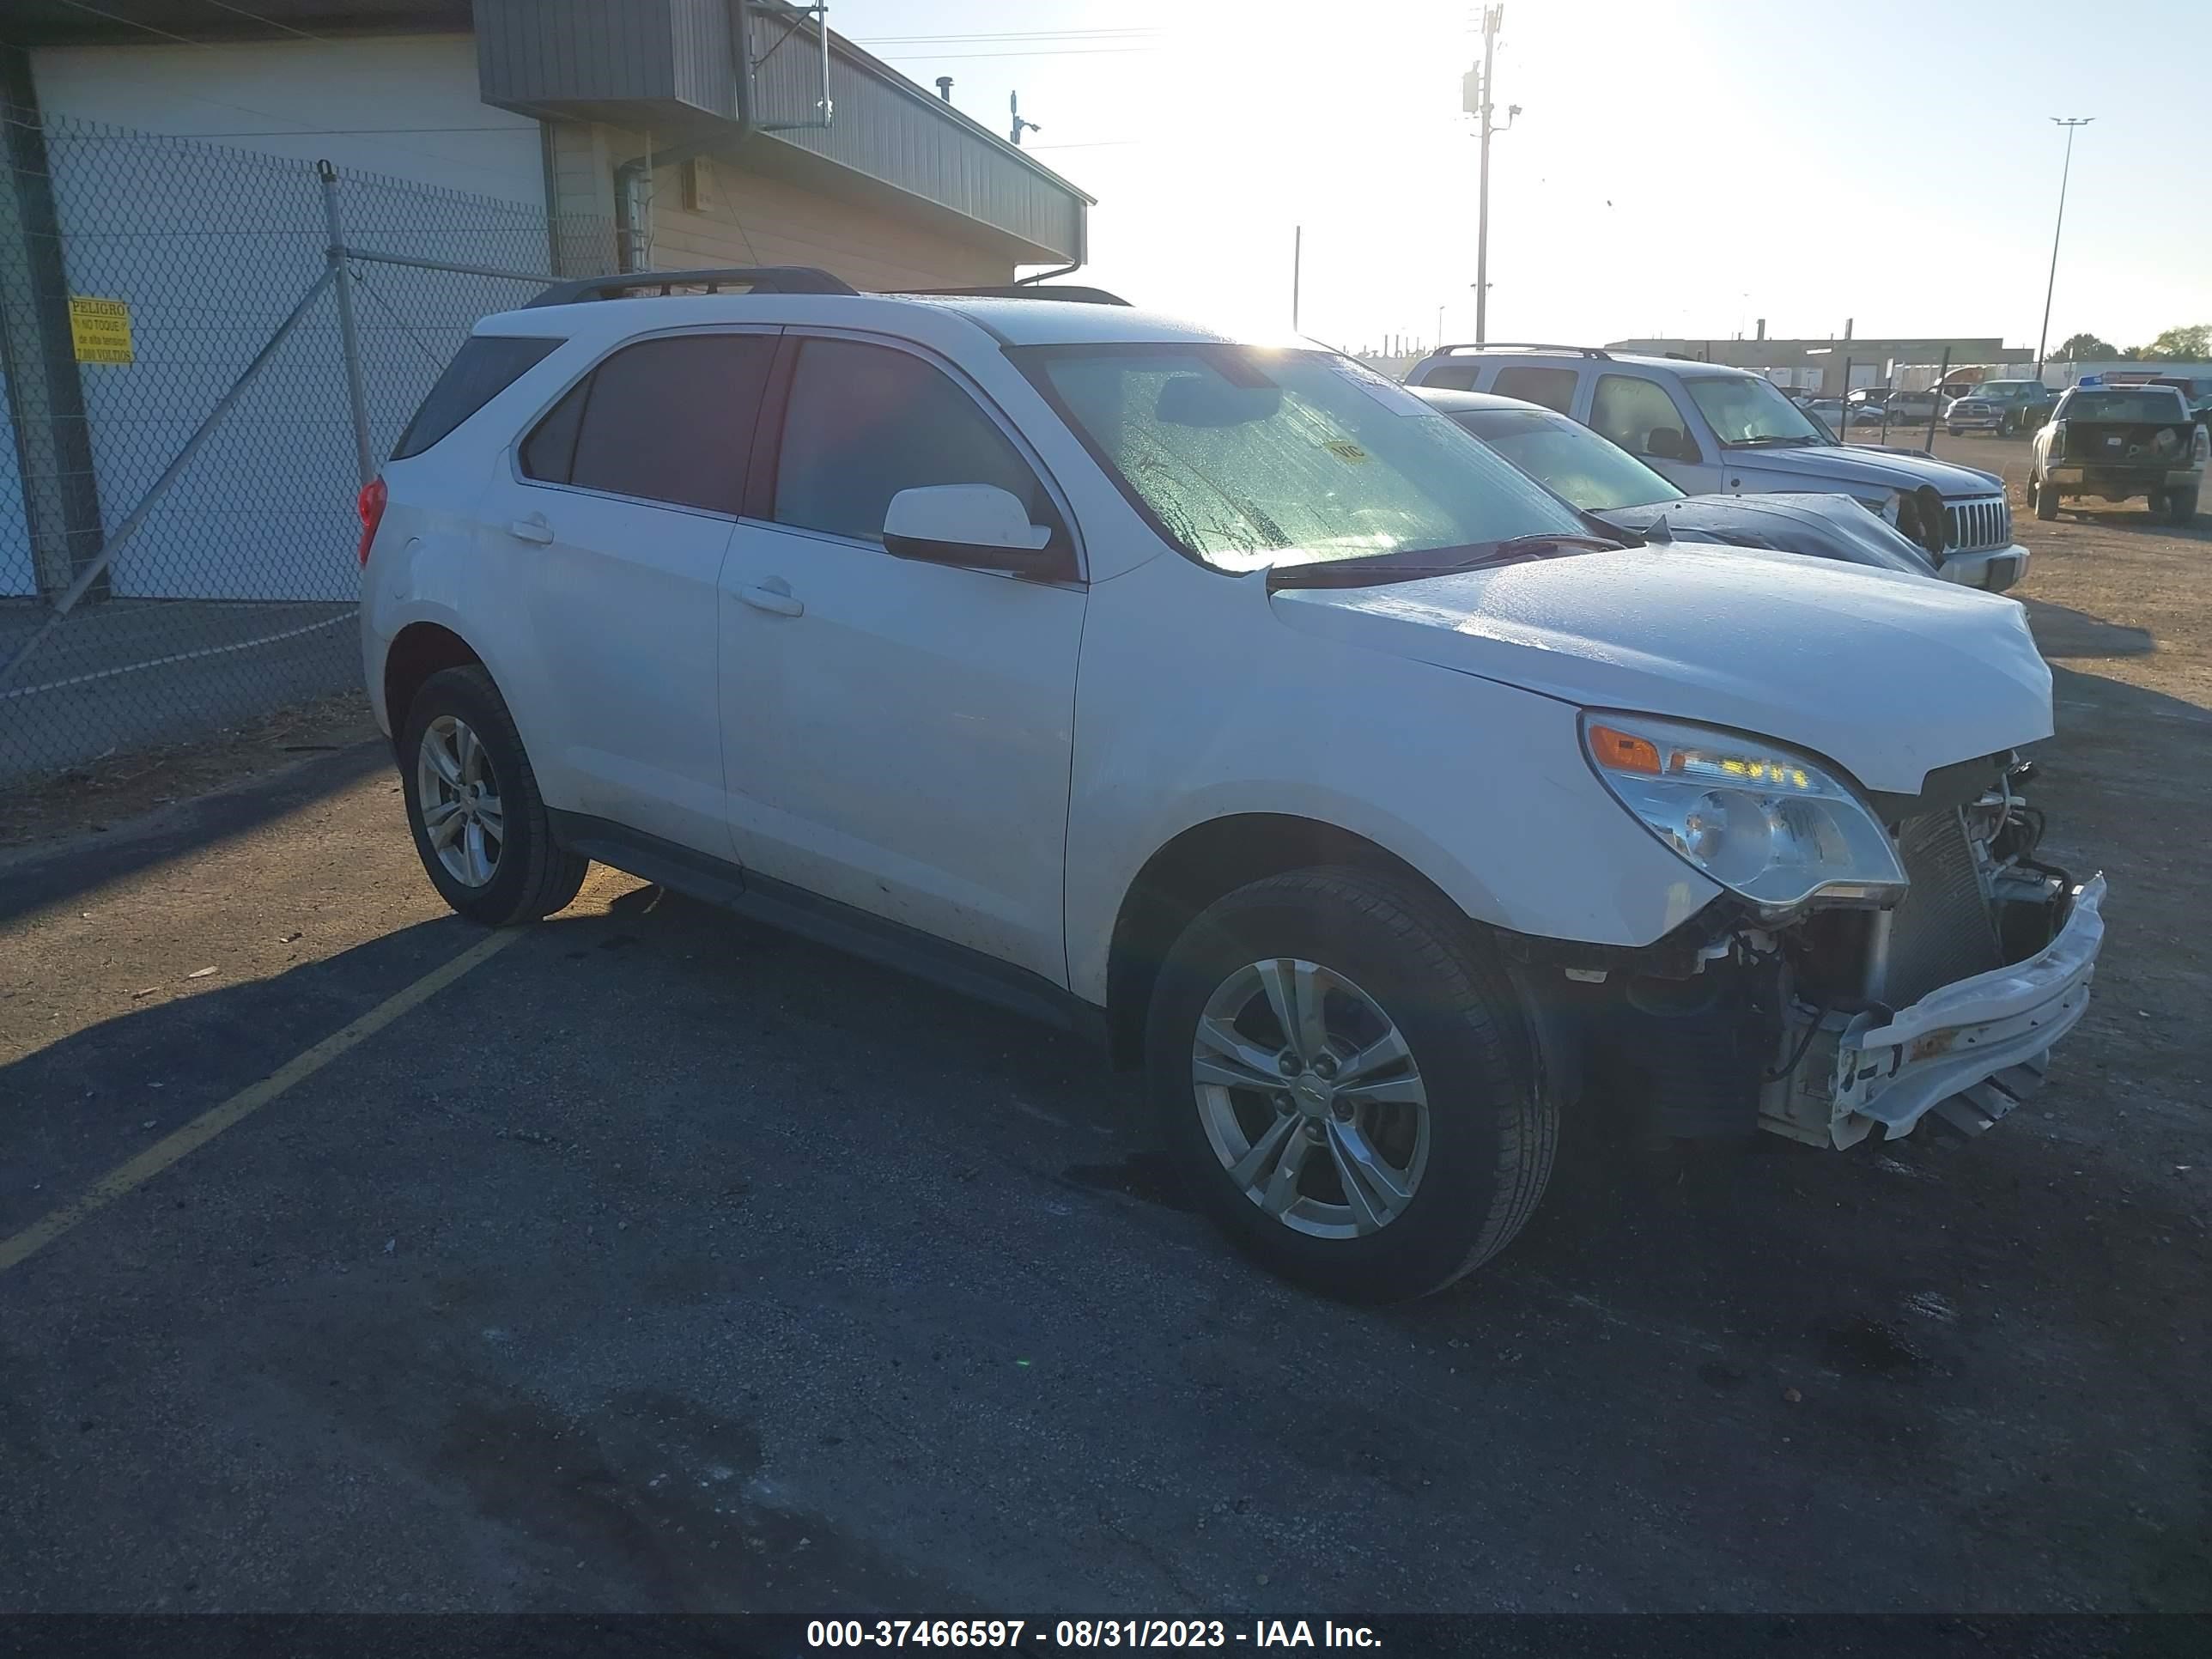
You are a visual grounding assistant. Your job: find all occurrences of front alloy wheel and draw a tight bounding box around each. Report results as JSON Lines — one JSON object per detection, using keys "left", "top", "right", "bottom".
{"left": 1193, "top": 957, "right": 1429, "bottom": 1238}
{"left": 1147, "top": 867, "right": 1554, "bottom": 1301}
{"left": 416, "top": 714, "right": 504, "bottom": 887}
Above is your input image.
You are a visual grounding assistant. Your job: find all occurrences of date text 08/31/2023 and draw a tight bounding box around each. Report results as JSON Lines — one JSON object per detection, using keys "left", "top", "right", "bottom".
{"left": 806, "top": 1620, "right": 1383, "bottom": 1649}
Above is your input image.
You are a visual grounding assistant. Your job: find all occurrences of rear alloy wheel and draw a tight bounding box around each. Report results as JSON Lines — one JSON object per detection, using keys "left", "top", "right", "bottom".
{"left": 1147, "top": 868, "right": 1554, "bottom": 1302}
{"left": 2033, "top": 472, "right": 2061, "bottom": 520}
{"left": 400, "top": 665, "right": 589, "bottom": 926}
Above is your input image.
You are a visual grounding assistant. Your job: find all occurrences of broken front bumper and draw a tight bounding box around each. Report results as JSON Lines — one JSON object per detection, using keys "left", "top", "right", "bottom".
{"left": 1759, "top": 874, "right": 2106, "bottom": 1150}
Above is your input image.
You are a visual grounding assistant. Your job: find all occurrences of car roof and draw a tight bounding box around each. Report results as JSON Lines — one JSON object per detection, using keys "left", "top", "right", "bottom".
{"left": 1425, "top": 346, "right": 1749, "bottom": 380}
{"left": 473, "top": 290, "right": 1272, "bottom": 351}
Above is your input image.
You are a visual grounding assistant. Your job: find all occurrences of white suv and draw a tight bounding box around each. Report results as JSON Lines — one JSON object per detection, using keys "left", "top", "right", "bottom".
{"left": 361, "top": 270, "right": 2106, "bottom": 1301}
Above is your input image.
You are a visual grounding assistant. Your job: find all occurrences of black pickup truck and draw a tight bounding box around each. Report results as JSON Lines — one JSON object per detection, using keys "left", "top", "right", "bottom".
{"left": 2028, "top": 384, "right": 2207, "bottom": 525}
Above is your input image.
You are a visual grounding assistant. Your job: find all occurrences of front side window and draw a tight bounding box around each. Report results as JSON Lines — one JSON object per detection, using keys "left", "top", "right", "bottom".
{"left": 1451, "top": 408, "right": 1681, "bottom": 512}
{"left": 520, "top": 333, "right": 775, "bottom": 514}
{"left": 1681, "top": 374, "right": 1827, "bottom": 447}
{"left": 1591, "top": 374, "right": 1693, "bottom": 457}
{"left": 1489, "top": 365, "right": 1577, "bottom": 415}
{"left": 1015, "top": 345, "right": 1584, "bottom": 574}
{"left": 773, "top": 337, "right": 1056, "bottom": 544}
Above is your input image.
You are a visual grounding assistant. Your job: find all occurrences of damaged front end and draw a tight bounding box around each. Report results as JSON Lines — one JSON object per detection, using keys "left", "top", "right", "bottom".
{"left": 1521, "top": 724, "right": 2105, "bottom": 1150}
{"left": 1754, "top": 769, "right": 2102, "bottom": 1147}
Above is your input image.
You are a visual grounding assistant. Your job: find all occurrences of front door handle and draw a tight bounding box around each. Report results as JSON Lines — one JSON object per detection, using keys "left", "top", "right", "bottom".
{"left": 507, "top": 514, "right": 555, "bottom": 544}
{"left": 737, "top": 580, "right": 804, "bottom": 618}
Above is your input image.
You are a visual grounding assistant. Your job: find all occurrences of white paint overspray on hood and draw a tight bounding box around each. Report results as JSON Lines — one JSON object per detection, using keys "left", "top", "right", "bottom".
{"left": 1269, "top": 544, "right": 2051, "bottom": 795}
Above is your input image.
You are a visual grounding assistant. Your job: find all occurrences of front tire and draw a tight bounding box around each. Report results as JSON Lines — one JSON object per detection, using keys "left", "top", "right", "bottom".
{"left": 399, "top": 665, "right": 589, "bottom": 926}
{"left": 2033, "top": 472, "right": 2061, "bottom": 520}
{"left": 1146, "top": 868, "right": 1555, "bottom": 1302}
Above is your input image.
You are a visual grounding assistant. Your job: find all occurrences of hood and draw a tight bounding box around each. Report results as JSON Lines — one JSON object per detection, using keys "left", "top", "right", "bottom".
{"left": 1596, "top": 492, "right": 1938, "bottom": 577}
{"left": 1728, "top": 443, "right": 2003, "bottom": 499}
{"left": 1270, "top": 544, "right": 2050, "bottom": 794}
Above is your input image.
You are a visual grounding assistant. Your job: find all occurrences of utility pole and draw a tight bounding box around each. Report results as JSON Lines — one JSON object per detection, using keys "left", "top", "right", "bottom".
{"left": 1291, "top": 224, "right": 1302, "bottom": 331}
{"left": 2035, "top": 117, "right": 2092, "bottom": 377}
{"left": 1463, "top": 6, "right": 1519, "bottom": 344}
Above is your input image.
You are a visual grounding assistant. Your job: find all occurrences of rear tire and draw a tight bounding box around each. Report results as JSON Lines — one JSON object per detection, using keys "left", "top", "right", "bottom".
{"left": 399, "top": 665, "right": 589, "bottom": 926}
{"left": 2033, "top": 472, "right": 2061, "bottom": 520}
{"left": 2169, "top": 487, "right": 2200, "bottom": 526}
{"left": 1146, "top": 868, "right": 1555, "bottom": 1302}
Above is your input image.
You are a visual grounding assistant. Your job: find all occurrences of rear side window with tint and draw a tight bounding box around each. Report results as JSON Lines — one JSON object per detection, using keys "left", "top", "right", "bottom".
{"left": 392, "top": 335, "right": 560, "bottom": 459}
{"left": 523, "top": 333, "right": 775, "bottom": 514}
{"left": 1490, "top": 365, "right": 1576, "bottom": 414}
{"left": 1418, "top": 362, "right": 1483, "bottom": 392}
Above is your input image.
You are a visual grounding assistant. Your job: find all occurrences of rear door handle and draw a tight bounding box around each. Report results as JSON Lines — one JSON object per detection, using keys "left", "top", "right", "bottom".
{"left": 737, "top": 581, "right": 804, "bottom": 618}
{"left": 507, "top": 514, "right": 555, "bottom": 544}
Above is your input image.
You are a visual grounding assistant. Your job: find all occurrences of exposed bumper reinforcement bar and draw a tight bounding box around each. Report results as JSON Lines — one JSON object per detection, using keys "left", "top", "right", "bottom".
{"left": 1760, "top": 874, "right": 2105, "bottom": 1149}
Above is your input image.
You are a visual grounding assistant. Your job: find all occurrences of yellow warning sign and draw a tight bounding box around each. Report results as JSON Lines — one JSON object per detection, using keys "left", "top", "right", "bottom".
{"left": 69, "top": 295, "right": 134, "bottom": 364}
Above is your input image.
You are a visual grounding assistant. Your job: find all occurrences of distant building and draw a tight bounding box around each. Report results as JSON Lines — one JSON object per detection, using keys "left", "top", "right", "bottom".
{"left": 1603, "top": 334, "right": 2031, "bottom": 398}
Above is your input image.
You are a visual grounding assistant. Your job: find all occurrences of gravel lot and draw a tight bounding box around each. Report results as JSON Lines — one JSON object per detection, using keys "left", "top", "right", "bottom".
{"left": 2, "top": 431, "right": 2206, "bottom": 1614}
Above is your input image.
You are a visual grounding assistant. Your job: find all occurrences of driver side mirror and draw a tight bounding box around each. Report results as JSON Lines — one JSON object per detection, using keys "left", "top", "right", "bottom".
{"left": 883, "top": 485, "right": 1064, "bottom": 576}
{"left": 1644, "top": 425, "right": 1696, "bottom": 463}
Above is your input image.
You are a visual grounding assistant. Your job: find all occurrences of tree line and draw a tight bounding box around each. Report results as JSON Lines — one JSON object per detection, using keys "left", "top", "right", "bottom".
{"left": 2055, "top": 324, "right": 2209, "bottom": 362}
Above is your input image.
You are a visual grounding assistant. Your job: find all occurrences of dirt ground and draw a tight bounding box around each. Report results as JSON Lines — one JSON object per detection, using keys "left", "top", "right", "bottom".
{"left": 0, "top": 431, "right": 2206, "bottom": 1615}
{"left": 0, "top": 690, "right": 379, "bottom": 854}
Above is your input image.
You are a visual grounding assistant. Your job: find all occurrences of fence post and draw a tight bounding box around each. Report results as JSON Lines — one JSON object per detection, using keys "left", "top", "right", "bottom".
{"left": 1923, "top": 346, "right": 1949, "bottom": 453}
{"left": 319, "top": 159, "right": 374, "bottom": 489}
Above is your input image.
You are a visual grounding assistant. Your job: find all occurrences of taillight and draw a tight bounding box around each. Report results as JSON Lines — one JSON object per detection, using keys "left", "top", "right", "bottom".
{"left": 2194, "top": 424, "right": 2209, "bottom": 465}
{"left": 356, "top": 475, "right": 387, "bottom": 567}
{"left": 2046, "top": 419, "right": 2066, "bottom": 455}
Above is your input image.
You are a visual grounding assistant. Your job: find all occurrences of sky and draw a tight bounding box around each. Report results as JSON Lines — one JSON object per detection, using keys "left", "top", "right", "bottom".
{"left": 836, "top": 0, "right": 2210, "bottom": 356}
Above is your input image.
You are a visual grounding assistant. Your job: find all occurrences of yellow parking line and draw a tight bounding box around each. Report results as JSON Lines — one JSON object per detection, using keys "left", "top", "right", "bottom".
{"left": 0, "top": 927, "right": 524, "bottom": 1278}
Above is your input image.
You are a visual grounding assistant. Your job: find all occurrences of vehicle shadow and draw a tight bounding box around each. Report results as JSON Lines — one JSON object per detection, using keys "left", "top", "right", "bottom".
{"left": 2021, "top": 598, "right": 2155, "bottom": 659}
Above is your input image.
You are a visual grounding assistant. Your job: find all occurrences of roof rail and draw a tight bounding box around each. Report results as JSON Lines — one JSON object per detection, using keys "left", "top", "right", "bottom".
{"left": 525, "top": 266, "right": 857, "bottom": 309}
{"left": 1425, "top": 341, "right": 1613, "bottom": 360}
{"left": 903, "top": 283, "right": 1132, "bottom": 307}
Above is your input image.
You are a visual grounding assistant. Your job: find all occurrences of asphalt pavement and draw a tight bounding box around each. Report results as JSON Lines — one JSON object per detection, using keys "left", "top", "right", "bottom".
{"left": 1, "top": 729, "right": 2206, "bottom": 1615}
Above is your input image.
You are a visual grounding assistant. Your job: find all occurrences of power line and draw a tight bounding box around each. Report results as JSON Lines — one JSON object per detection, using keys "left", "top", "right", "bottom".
{"left": 196, "top": 0, "right": 326, "bottom": 40}
{"left": 873, "top": 47, "right": 1161, "bottom": 62}
{"left": 855, "top": 28, "right": 1162, "bottom": 45}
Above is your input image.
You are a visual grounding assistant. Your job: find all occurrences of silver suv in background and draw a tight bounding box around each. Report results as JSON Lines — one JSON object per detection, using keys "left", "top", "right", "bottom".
{"left": 1404, "top": 345, "right": 2027, "bottom": 592}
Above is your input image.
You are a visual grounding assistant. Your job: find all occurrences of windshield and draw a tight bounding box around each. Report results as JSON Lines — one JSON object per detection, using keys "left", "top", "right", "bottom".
{"left": 1684, "top": 375, "right": 1827, "bottom": 447}
{"left": 1452, "top": 408, "right": 1681, "bottom": 511}
{"left": 1013, "top": 345, "right": 1586, "bottom": 573}
{"left": 1972, "top": 382, "right": 2033, "bottom": 401}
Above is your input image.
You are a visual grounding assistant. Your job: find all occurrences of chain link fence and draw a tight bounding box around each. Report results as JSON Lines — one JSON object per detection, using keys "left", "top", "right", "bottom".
{"left": 0, "top": 113, "right": 614, "bottom": 781}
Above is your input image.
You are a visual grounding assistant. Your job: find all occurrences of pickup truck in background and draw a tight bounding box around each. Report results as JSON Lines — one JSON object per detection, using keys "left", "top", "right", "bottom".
{"left": 1945, "top": 379, "right": 2057, "bottom": 437}
{"left": 2028, "top": 384, "right": 2207, "bottom": 525}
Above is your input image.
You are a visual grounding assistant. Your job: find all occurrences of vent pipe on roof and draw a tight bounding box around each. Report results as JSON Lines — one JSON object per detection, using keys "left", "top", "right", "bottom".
{"left": 935, "top": 76, "right": 953, "bottom": 101}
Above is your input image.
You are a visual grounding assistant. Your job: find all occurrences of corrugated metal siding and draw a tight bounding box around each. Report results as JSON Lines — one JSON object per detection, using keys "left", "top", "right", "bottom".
{"left": 479, "top": 0, "right": 683, "bottom": 112}
{"left": 747, "top": 11, "right": 1080, "bottom": 260}
{"left": 482, "top": 1, "right": 1085, "bottom": 260}
{"left": 667, "top": 0, "right": 736, "bottom": 118}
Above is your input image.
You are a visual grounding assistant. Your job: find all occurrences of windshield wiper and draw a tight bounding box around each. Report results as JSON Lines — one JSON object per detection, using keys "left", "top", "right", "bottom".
{"left": 1267, "top": 532, "right": 1626, "bottom": 589}
{"left": 1723, "top": 434, "right": 1823, "bottom": 448}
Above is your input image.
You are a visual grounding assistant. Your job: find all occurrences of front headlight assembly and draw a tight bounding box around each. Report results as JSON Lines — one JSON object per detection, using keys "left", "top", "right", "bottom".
{"left": 1581, "top": 712, "right": 1906, "bottom": 920}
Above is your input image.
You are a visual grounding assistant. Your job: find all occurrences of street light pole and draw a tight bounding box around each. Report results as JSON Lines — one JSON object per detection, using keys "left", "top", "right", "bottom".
{"left": 2035, "top": 117, "right": 2093, "bottom": 377}
{"left": 1463, "top": 7, "right": 1519, "bottom": 345}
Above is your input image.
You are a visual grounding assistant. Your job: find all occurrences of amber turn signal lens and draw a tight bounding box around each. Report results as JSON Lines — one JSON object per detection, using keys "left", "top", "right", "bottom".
{"left": 1588, "top": 724, "right": 1661, "bottom": 775}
